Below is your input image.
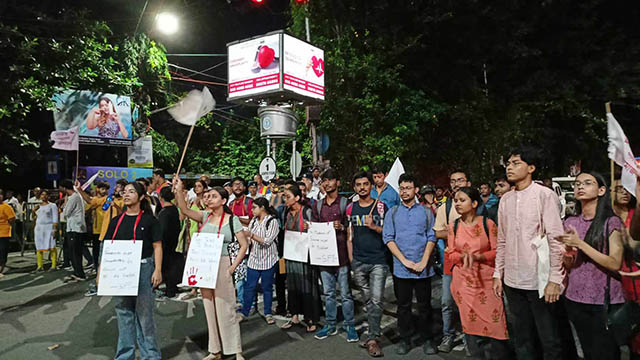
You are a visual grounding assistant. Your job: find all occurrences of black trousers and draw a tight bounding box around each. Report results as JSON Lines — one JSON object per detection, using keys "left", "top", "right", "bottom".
{"left": 67, "top": 232, "right": 86, "bottom": 278}
{"left": 0, "top": 237, "right": 10, "bottom": 266}
{"left": 161, "top": 251, "right": 184, "bottom": 297}
{"left": 503, "top": 285, "right": 563, "bottom": 360}
{"left": 465, "top": 334, "right": 510, "bottom": 360}
{"left": 393, "top": 276, "right": 433, "bottom": 341}
{"left": 275, "top": 270, "right": 287, "bottom": 313}
{"left": 565, "top": 298, "right": 621, "bottom": 360}
{"left": 91, "top": 234, "right": 101, "bottom": 269}
{"left": 62, "top": 233, "right": 71, "bottom": 267}
{"left": 82, "top": 234, "right": 93, "bottom": 266}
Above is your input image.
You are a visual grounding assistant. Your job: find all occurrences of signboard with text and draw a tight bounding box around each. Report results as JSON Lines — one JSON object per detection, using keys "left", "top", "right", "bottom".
{"left": 76, "top": 166, "right": 152, "bottom": 191}
{"left": 282, "top": 34, "right": 324, "bottom": 101}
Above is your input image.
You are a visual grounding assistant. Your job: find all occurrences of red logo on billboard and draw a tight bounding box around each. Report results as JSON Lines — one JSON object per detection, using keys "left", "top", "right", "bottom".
{"left": 258, "top": 46, "right": 276, "bottom": 68}
{"left": 311, "top": 56, "right": 324, "bottom": 77}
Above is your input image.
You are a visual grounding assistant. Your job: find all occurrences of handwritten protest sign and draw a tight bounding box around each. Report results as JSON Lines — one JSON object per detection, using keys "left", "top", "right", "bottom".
{"left": 308, "top": 222, "right": 339, "bottom": 266}
{"left": 97, "top": 240, "right": 143, "bottom": 296}
{"left": 283, "top": 230, "right": 309, "bottom": 262}
{"left": 181, "top": 233, "right": 224, "bottom": 289}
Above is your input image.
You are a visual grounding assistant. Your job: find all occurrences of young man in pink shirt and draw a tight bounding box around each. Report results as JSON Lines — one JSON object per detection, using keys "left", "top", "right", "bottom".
{"left": 492, "top": 147, "right": 566, "bottom": 360}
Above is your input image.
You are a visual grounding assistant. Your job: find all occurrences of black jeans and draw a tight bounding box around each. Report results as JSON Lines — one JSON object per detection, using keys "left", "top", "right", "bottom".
{"left": 465, "top": 334, "right": 510, "bottom": 360}
{"left": 393, "top": 276, "right": 433, "bottom": 342}
{"left": 162, "top": 251, "right": 184, "bottom": 297}
{"left": 275, "top": 270, "right": 287, "bottom": 313}
{"left": 0, "top": 237, "right": 10, "bottom": 266}
{"left": 503, "top": 285, "right": 563, "bottom": 360}
{"left": 565, "top": 298, "right": 621, "bottom": 360}
{"left": 82, "top": 234, "right": 93, "bottom": 266}
{"left": 67, "top": 231, "right": 86, "bottom": 279}
{"left": 91, "top": 234, "right": 101, "bottom": 269}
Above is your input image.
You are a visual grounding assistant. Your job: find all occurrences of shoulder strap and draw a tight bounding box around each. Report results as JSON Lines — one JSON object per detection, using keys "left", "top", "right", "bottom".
{"left": 229, "top": 214, "right": 236, "bottom": 241}
{"left": 316, "top": 199, "right": 323, "bottom": 219}
{"left": 454, "top": 218, "right": 460, "bottom": 237}
{"left": 391, "top": 205, "right": 399, "bottom": 225}
{"left": 446, "top": 198, "right": 452, "bottom": 223}
{"left": 340, "top": 197, "right": 348, "bottom": 217}
{"left": 483, "top": 216, "right": 489, "bottom": 239}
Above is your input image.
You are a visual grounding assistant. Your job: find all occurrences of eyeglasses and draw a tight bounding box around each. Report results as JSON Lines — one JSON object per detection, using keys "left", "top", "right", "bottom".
{"left": 572, "top": 180, "right": 596, "bottom": 188}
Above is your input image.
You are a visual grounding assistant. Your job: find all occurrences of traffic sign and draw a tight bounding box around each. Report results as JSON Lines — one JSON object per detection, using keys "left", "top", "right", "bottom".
{"left": 259, "top": 157, "right": 277, "bottom": 181}
{"left": 290, "top": 151, "right": 302, "bottom": 178}
{"left": 46, "top": 160, "right": 60, "bottom": 181}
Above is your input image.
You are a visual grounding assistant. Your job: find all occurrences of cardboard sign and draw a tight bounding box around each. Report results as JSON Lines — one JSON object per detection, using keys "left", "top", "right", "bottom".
{"left": 98, "top": 240, "right": 143, "bottom": 296}
{"left": 181, "top": 233, "right": 225, "bottom": 289}
{"left": 308, "top": 222, "right": 339, "bottom": 266}
{"left": 283, "top": 230, "right": 309, "bottom": 263}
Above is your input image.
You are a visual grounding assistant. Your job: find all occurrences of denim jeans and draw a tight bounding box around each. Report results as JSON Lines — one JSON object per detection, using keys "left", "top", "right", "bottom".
{"left": 242, "top": 265, "right": 276, "bottom": 316}
{"left": 320, "top": 266, "right": 355, "bottom": 327}
{"left": 441, "top": 273, "right": 457, "bottom": 337}
{"left": 352, "top": 260, "right": 388, "bottom": 340}
{"left": 236, "top": 278, "right": 245, "bottom": 305}
{"left": 114, "top": 258, "right": 161, "bottom": 360}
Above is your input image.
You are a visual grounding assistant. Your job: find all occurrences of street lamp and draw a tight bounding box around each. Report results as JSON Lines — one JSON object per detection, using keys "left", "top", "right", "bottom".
{"left": 156, "top": 12, "right": 179, "bottom": 35}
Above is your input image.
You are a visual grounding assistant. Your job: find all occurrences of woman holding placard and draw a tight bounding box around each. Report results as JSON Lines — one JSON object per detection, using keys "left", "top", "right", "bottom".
{"left": 102, "top": 182, "right": 163, "bottom": 360}
{"left": 239, "top": 197, "right": 280, "bottom": 324}
{"left": 174, "top": 177, "right": 248, "bottom": 360}
{"left": 279, "top": 186, "right": 323, "bottom": 333}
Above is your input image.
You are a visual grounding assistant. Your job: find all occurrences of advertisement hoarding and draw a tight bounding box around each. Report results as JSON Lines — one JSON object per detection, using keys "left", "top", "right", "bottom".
{"left": 282, "top": 34, "right": 325, "bottom": 100}
{"left": 53, "top": 89, "right": 133, "bottom": 146}
{"left": 76, "top": 166, "right": 152, "bottom": 191}
{"left": 228, "top": 33, "right": 281, "bottom": 100}
{"left": 127, "top": 135, "right": 153, "bottom": 168}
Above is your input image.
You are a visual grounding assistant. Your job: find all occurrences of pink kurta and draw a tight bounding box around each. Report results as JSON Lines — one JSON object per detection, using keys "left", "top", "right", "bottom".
{"left": 447, "top": 218, "right": 508, "bottom": 340}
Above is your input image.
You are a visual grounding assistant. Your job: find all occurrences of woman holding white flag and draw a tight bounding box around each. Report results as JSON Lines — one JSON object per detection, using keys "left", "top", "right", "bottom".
{"left": 174, "top": 177, "right": 248, "bottom": 360}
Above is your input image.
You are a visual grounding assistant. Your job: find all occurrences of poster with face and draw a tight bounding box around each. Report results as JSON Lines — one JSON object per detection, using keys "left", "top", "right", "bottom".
{"left": 52, "top": 89, "right": 133, "bottom": 146}
{"left": 282, "top": 34, "right": 325, "bottom": 101}
{"left": 227, "top": 33, "right": 281, "bottom": 100}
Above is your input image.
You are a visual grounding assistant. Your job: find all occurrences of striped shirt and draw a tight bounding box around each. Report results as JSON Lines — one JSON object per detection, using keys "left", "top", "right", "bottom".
{"left": 247, "top": 215, "right": 280, "bottom": 270}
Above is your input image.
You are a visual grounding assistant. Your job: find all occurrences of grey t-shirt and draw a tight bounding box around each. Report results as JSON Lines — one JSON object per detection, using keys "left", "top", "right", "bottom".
{"left": 200, "top": 211, "right": 242, "bottom": 256}
{"left": 63, "top": 192, "right": 86, "bottom": 233}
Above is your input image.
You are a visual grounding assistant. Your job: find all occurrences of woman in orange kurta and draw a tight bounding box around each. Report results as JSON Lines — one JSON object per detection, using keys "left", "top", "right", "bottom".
{"left": 445, "top": 187, "right": 509, "bottom": 359}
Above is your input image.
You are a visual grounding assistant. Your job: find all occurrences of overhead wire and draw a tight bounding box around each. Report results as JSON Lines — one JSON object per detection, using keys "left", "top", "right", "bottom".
{"left": 168, "top": 63, "right": 227, "bottom": 81}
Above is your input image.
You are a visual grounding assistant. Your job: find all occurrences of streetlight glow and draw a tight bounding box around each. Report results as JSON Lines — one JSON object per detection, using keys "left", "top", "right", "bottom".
{"left": 156, "top": 12, "right": 179, "bottom": 35}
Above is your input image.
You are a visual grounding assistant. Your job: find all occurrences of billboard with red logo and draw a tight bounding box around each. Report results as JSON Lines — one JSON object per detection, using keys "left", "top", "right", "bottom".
{"left": 227, "top": 31, "right": 324, "bottom": 104}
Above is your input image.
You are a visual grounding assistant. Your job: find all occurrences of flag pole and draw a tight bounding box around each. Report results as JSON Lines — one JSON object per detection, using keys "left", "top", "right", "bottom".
{"left": 175, "top": 124, "right": 195, "bottom": 178}
{"left": 606, "top": 102, "right": 614, "bottom": 207}
{"left": 75, "top": 149, "right": 80, "bottom": 181}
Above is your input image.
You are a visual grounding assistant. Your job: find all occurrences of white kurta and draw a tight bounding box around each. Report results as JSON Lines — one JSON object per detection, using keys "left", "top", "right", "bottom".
{"left": 35, "top": 203, "right": 58, "bottom": 250}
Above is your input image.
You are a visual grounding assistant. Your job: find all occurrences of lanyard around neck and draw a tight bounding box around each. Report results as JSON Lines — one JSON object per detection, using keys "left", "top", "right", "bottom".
{"left": 111, "top": 211, "right": 143, "bottom": 243}
{"left": 198, "top": 211, "right": 225, "bottom": 235}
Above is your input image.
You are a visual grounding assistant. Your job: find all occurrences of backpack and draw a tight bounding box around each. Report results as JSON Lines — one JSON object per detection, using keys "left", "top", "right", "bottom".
{"left": 453, "top": 216, "right": 489, "bottom": 240}
{"left": 316, "top": 196, "right": 348, "bottom": 222}
{"left": 445, "top": 197, "right": 453, "bottom": 223}
{"left": 226, "top": 214, "right": 247, "bottom": 282}
{"left": 391, "top": 203, "right": 435, "bottom": 229}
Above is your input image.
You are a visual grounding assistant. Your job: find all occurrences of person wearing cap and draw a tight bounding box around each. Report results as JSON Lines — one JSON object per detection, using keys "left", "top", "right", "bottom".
{"left": 248, "top": 181, "right": 258, "bottom": 199}
{"left": 419, "top": 185, "right": 438, "bottom": 215}
{"left": 224, "top": 181, "right": 235, "bottom": 204}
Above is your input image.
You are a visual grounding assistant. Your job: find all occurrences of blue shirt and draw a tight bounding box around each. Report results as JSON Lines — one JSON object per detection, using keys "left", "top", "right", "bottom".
{"left": 382, "top": 202, "right": 437, "bottom": 279}
{"left": 371, "top": 185, "right": 400, "bottom": 209}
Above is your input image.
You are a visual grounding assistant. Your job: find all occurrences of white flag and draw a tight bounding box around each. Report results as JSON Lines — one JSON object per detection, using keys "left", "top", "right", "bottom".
{"left": 607, "top": 112, "right": 640, "bottom": 196}
{"left": 50, "top": 126, "right": 79, "bottom": 151}
{"left": 168, "top": 87, "right": 216, "bottom": 126}
{"left": 384, "top": 158, "right": 405, "bottom": 195}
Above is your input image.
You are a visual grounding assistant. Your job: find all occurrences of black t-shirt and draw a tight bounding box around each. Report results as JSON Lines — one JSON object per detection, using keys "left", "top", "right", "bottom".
{"left": 348, "top": 201, "right": 388, "bottom": 265}
{"left": 104, "top": 211, "right": 161, "bottom": 259}
{"left": 158, "top": 205, "right": 180, "bottom": 254}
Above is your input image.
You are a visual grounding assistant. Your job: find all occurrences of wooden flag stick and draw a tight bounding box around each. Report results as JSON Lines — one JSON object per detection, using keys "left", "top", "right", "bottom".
{"left": 607, "top": 102, "right": 614, "bottom": 207}
{"left": 175, "top": 124, "right": 195, "bottom": 178}
{"left": 369, "top": 183, "right": 387, "bottom": 216}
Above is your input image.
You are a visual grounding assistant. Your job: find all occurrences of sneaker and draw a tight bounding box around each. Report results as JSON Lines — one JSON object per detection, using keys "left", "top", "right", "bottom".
{"left": 314, "top": 325, "right": 338, "bottom": 340}
{"left": 84, "top": 288, "right": 97, "bottom": 297}
{"left": 423, "top": 339, "right": 438, "bottom": 355}
{"left": 345, "top": 325, "right": 359, "bottom": 343}
{"left": 437, "top": 335, "right": 454, "bottom": 353}
{"left": 395, "top": 340, "right": 411, "bottom": 355}
{"left": 155, "top": 294, "right": 167, "bottom": 302}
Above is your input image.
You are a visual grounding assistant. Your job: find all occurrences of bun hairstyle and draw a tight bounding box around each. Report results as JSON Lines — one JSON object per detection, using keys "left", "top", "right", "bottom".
{"left": 208, "top": 186, "right": 233, "bottom": 215}
{"left": 253, "top": 197, "right": 279, "bottom": 218}
{"left": 456, "top": 186, "right": 482, "bottom": 209}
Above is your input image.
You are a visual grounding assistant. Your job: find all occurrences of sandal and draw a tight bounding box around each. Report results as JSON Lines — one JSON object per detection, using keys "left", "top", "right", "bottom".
{"left": 265, "top": 314, "right": 275, "bottom": 325}
{"left": 305, "top": 323, "right": 317, "bottom": 333}
{"left": 202, "top": 352, "right": 222, "bottom": 360}
{"left": 367, "top": 340, "right": 383, "bottom": 357}
{"left": 280, "top": 319, "right": 301, "bottom": 329}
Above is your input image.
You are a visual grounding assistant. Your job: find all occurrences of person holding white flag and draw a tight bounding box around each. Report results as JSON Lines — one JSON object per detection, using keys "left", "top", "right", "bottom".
{"left": 371, "top": 161, "right": 401, "bottom": 209}
{"left": 607, "top": 109, "right": 640, "bottom": 196}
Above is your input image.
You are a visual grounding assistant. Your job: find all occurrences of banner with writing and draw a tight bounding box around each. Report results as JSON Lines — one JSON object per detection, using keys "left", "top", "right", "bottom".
{"left": 308, "top": 222, "right": 339, "bottom": 266}
{"left": 97, "top": 240, "right": 143, "bottom": 296}
{"left": 181, "top": 233, "right": 224, "bottom": 289}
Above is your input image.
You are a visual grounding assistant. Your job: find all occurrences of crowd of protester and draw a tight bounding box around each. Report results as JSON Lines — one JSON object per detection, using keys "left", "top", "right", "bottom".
{"left": 2, "top": 146, "right": 640, "bottom": 360}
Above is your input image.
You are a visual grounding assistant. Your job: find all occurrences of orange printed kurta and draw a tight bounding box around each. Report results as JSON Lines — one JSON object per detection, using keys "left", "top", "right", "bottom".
{"left": 446, "top": 218, "right": 508, "bottom": 340}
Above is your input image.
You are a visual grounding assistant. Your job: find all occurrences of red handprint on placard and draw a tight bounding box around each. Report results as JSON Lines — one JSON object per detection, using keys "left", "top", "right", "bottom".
{"left": 187, "top": 267, "right": 199, "bottom": 286}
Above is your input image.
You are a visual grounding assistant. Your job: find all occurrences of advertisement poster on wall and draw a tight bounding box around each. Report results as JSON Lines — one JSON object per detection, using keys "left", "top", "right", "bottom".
{"left": 282, "top": 34, "right": 325, "bottom": 101}
{"left": 127, "top": 135, "right": 153, "bottom": 168}
{"left": 52, "top": 89, "right": 133, "bottom": 146}
{"left": 227, "top": 33, "right": 281, "bottom": 100}
{"left": 76, "top": 166, "right": 152, "bottom": 190}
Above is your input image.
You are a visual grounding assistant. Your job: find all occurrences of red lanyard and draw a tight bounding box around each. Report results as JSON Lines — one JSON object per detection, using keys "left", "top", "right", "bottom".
{"left": 198, "top": 212, "right": 225, "bottom": 235}
{"left": 111, "top": 211, "right": 143, "bottom": 243}
{"left": 298, "top": 208, "right": 304, "bottom": 234}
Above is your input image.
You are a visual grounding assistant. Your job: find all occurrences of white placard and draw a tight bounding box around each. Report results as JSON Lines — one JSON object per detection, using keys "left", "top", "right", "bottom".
{"left": 308, "top": 222, "right": 339, "bottom": 266}
{"left": 181, "top": 233, "right": 225, "bottom": 289}
{"left": 282, "top": 34, "right": 325, "bottom": 101}
{"left": 127, "top": 135, "right": 153, "bottom": 168}
{"left": 283, "top": 230, "right": 309, "bottom": 262}
{"left": 98, "top": 240, "right": 143, "bottom": 296}
{"left": 228, "top": 33, "right": 281, "bottom": 99}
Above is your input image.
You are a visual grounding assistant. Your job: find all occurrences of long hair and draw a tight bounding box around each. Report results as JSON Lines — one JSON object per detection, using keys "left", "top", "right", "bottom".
{"left": 456, "top": 186, "right": 482, "bottom": 211}
{"left": 208, "top": 186, "right": 233, "bottom": 215}
{"left": 574, "top": 171, "right": 619, "bottom": 251}
{"left": 253, "top": 197, "right": 279, "bottom": 218}
{"left": 127, "top": 181, "right": 152, "bottom": 213}
{"left": 285, "top": 185, "right": 305, "bottom": 205}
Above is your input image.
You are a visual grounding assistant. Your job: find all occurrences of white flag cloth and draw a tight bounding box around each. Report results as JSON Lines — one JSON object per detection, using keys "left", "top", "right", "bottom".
{"left": 168, "top": 87, "right": 216, "bottom": 126}
{"left": 384, "top": 158, "right": 406, "bottom": 194}
{"left": 607, "top": 112, "right": 640, "bottom": 196}
{"left": 50, "top": 126, "right": 79, "bottom": 151}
